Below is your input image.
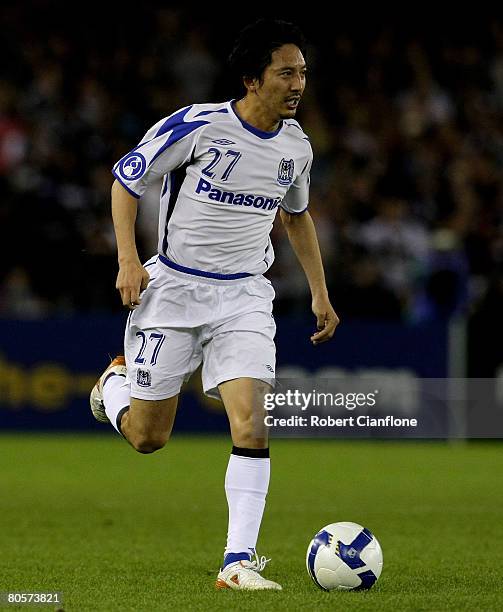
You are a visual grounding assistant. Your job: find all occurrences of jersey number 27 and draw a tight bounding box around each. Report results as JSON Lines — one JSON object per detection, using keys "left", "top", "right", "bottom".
{"left": 202, "top": 148, "right": 242, "bottom": 182}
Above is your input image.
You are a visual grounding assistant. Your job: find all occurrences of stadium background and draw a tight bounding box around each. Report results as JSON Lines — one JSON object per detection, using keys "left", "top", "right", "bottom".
{"left": 1, "top": 6, "right": 502, "bottom": 426}
{"left": 1, "top": 5, "right": 503, "bottom": 611}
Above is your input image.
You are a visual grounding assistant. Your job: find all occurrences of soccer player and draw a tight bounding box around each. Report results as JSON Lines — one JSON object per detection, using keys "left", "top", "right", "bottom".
{"left": 90, "top": 18, "right": 338, "bottom": 590}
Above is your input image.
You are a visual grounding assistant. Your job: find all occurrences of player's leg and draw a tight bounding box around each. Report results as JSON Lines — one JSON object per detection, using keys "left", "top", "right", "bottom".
{"left": 91, "top": 318, "right": 200, "bottom": 454}
{"left": 118, "top": 396, "right": 179, "bottom": 454}
{"left": 219, "top": 376, "right": 271, "bottom": 555}
{"left": 203, "top": 276, "right": 279, "bottom": 589}
{"left": 202, "top": 283, "right": 279, "bottom": 590}
{"left": 90, "top": 258, "right": 204, "bottom": 452}
{"left": 215, "top": 376, "right": 280, "bottom": 590}
{"left": 220, "top": 377, "right": 269, "bottom": 449}
{"left": 219, "top": 376, "right": 271, "bottom": 561}
{"left": 90, "top": 356, "right": 179, "bottom": 453}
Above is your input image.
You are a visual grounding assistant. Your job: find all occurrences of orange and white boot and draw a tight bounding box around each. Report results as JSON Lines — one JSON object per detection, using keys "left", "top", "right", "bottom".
{"left": 89, "top": 356, "right": 127, "bottom": 423}
{"left": 215, "top": 554, "right": 282, "bottom": 591}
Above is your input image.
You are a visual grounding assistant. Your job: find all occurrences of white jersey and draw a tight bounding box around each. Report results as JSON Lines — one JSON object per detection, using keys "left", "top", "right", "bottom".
{"left": 113, "top": 100, "right": 312, "bottom": 277}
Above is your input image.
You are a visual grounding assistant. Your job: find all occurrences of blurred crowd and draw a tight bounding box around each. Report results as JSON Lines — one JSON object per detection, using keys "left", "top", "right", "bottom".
{"left": 0, "top": 7, "right": 502, "bottom": 347}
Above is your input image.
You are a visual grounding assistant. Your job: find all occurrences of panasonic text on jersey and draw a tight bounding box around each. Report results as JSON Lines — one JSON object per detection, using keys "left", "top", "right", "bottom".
{"left": 195, "top": 178, "right": 281, "bottom": 211}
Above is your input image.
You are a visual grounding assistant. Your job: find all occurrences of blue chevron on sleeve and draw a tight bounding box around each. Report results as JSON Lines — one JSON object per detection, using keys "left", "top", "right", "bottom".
{"left": 149, "top": 106, "right": 209, "bottom": 165}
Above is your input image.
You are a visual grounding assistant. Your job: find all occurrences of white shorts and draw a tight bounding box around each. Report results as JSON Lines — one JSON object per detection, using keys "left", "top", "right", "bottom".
{"left": 124, "top": 256, "right": 276, "bottom": 400}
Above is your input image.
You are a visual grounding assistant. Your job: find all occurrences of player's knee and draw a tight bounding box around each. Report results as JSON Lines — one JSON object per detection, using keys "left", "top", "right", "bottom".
{"left": 130, "top": 432, "right": 169, "bottom": 454}
{"left": 232, "top": 414, "right": 267, "bottom": 448}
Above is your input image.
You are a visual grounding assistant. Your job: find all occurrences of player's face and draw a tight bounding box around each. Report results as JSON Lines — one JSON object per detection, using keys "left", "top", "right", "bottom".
{"left": 255, "top": 44, "right": 307, "bottom": 120}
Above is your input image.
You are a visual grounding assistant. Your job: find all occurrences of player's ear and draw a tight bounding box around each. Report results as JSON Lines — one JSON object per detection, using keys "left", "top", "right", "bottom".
{"left": 243, "top": 76, "right": 259, "bottom": 93}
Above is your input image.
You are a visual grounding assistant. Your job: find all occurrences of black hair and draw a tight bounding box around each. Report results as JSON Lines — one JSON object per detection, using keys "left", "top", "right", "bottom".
{"left": 228, "top": 18, "right": 307, "bottom": 84}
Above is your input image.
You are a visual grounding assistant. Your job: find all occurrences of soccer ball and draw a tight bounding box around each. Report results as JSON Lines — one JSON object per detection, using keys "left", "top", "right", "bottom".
{"left": 306, "top": 521, "right": 383, "bottom": 591}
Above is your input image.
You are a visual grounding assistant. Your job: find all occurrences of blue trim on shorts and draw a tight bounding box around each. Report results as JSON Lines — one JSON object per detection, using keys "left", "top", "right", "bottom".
{"left": 158, "top": 254, "right": 252, "bottom": 280}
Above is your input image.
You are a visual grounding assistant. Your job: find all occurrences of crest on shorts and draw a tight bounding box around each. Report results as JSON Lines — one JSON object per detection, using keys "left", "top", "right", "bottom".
{"left": 277, "top": 158, "right": 294, "bottom": 186}
{"left": 137, "top": 368, "right": 151, "bottom": 387}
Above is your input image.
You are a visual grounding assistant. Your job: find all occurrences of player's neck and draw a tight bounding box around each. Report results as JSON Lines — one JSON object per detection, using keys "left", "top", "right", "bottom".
{"left": 234, "top": 98, "right": 281, "bottom": 133}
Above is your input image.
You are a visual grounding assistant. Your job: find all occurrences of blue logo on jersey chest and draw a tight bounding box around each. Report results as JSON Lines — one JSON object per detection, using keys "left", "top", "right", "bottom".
{"left": 277, "top": 158, "right": 294, "bottom": 186}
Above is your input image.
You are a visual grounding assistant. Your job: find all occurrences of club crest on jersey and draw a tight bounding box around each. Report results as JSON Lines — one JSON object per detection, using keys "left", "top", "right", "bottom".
{"left": 117, "top": 152, "right": 147, "bottom": 181}
{"left": 137, "top": 368, "right": 151, "bottom": 387}
{"left": 277, "top": 158, "right": 294, "bottom": 186}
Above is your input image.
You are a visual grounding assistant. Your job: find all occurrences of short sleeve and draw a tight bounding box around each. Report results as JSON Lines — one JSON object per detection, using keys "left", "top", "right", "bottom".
{"left": 280, "top": 152, "right": 312, "bottom": 214}
{"left": 112, "top": 106, "right": 209, "bottom": 198}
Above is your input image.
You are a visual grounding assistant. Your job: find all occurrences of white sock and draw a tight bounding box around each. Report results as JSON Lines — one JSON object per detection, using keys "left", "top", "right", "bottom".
{"left": 224, "top": 453, "right": 270, "bottom": 559}
{"left": 103, "top": 375, "right": 130, "bottom": 434}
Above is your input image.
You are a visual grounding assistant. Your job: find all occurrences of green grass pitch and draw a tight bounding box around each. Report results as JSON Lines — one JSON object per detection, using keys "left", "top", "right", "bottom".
{"left": 0, "top": 434, "right": 502, "bottom": 611}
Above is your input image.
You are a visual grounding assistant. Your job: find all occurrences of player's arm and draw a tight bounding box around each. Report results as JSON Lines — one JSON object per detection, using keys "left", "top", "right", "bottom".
{"left": 111, "top": 180, "right": 149, "bottom": 309}
{"left": 280, "top": 209, "right": 339, "bottom": 344}
{"left": 110, "top": 107, "right": 206, "bottom": 308}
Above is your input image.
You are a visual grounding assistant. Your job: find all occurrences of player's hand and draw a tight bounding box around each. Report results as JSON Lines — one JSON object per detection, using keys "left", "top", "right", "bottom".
{"left": 116, "top": 260, "right": 150, "bottom": 309}
{"left": 310, "top": 295, "right": 339, "bottom": 345}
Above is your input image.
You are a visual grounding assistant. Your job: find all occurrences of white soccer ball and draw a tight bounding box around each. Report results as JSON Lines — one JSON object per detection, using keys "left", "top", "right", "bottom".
{"left": 306, "top": 521, "right": 383, "bottom": 591}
